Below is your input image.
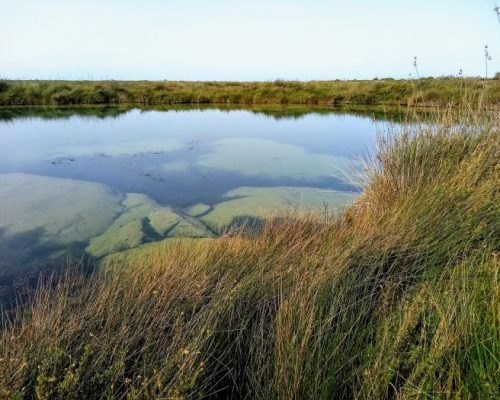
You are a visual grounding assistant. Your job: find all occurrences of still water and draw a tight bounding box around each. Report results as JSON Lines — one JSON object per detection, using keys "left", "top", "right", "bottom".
{"left": 0, "top": 106, "right": 387, "bottom": 297}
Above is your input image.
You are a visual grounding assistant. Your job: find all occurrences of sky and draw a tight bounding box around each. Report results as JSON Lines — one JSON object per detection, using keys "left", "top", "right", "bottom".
{"left": 0, "top": 0, "right": 499, "bottom": 81}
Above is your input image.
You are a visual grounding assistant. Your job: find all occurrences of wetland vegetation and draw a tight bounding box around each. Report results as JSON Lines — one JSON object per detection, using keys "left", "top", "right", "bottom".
{"left": 0, "top": 106, "right": 498, "bottom": 399}
{"left": 1, "top": 78, "right": 499, "bottom": 107}
{"left": 1, "top": 1, "right": 499, "bottom": 398}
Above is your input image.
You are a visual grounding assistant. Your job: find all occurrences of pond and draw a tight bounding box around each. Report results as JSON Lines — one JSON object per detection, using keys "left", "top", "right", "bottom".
{"left": 0, "top": 106, "right": 391, "bottom": 300}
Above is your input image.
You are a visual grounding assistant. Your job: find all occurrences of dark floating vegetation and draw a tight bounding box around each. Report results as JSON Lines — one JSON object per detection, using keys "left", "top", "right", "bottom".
{"left": 1, "top": 78, "right": 499, "bottom": 108}
{"left": 0, "top": 107, "right": 498, "bottom": 399}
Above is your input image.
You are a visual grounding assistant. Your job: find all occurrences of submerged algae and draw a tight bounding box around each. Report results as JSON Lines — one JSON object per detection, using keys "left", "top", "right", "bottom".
{"left": 86, "top": 193, "right": 213, "bottom": 257}
{"left": 202, "top": 186, "right": 357, "bottom": 228}
{"left": 0, "top": 173, "right": 121, "bottom": 252}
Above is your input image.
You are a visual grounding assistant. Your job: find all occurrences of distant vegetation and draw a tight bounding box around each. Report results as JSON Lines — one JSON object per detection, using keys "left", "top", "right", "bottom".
{"left": 1, "top": 107, "right": 498, "bottom": 399}
{"left": 0, "top": 78, "right": 499, "bottom": 107}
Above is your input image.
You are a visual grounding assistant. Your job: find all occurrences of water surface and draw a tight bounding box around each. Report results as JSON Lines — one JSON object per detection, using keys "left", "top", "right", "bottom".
{"left": 0, "top": 106, "right": 386, "bottom": 299}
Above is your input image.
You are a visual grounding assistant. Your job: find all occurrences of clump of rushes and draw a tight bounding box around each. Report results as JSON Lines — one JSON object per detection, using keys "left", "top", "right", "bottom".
{"left": 0, "top": 106, "right": 498, "bottom": 399}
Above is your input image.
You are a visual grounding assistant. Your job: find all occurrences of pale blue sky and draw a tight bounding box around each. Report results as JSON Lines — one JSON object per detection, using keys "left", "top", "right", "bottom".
{"left": 1, "top": 0, "right": 499, "bottom": 80}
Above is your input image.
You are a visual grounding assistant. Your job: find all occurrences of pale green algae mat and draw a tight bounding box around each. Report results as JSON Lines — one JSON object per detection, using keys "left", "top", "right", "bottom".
{"left": 200, "top": 186, "right": 356, "bottom": 227}
{"left": 0, "top": 173, "right": 355, "bottom": 265}
{"left": 0, "top": 173, "right": 215, "bottom": 263}
{"left": 105, "top": 187, "right": 356, "bottom": 261}
{"left": 86, "top": 193, "right": 214, "bottom": 257}
{"left": 0, "top": 173, "right": 121, "bottom": 277}
{"left": 0, "top": 173, "right": 121, "bottom": 251}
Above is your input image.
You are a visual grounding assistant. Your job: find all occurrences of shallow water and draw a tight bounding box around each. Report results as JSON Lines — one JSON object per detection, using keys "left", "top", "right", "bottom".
{"left": 0, "top": 106, "right": 387, "bottom": 298}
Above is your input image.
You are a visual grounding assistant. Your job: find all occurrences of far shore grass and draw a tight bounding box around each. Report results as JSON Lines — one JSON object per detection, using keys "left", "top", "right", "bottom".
{"left": 1, "top": 78, "right": 499, "bottom": 107}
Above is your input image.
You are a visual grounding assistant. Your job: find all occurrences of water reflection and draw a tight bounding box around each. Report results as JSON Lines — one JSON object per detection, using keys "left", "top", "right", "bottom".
{"left": 0, "top": 105, "right": 392, "bottom": 302}
{"left": 0, "top": 104, "right": 422, "bottom": 123}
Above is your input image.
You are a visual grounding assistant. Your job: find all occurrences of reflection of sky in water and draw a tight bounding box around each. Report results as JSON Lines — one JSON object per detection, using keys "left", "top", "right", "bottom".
{"left": 0, "top": 107, "right": 384, "bottom": 293}
{"left": 0, "top": 108, "right": 378, "bottom": 160}
{"left": 0, "top": 108, "right": 378, "bottom": 208}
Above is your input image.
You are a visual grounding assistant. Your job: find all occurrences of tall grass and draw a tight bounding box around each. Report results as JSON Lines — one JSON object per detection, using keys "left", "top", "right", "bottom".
{"left": 0, "top": 107, "right": 498, "bottom": 399}
{"left": 0, "top": 78, "right": 499, "bottom": 107}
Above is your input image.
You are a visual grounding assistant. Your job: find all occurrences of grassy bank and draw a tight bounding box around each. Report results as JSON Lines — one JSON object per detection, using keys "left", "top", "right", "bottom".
{"left": 1, "top": 78, "right": 499, "bottom": 107}
{"left": 0, "top": 108, "right": 499, "bottom": 399}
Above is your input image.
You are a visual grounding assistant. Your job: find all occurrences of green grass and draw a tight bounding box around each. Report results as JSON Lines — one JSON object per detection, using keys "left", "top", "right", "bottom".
{"left": 1, "top": 78, "right": 499, "bottom": 107}
{"left": 0, "top": 107, "right": 498, "bottom": 399}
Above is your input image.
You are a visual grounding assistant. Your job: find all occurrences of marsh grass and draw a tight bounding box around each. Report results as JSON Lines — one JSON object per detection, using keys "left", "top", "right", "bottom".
{"left": 1, "top": 78, "right": 499, "bottom": 107}
{"left": 0, "top": 106, "right": 498, "bottom": 399}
